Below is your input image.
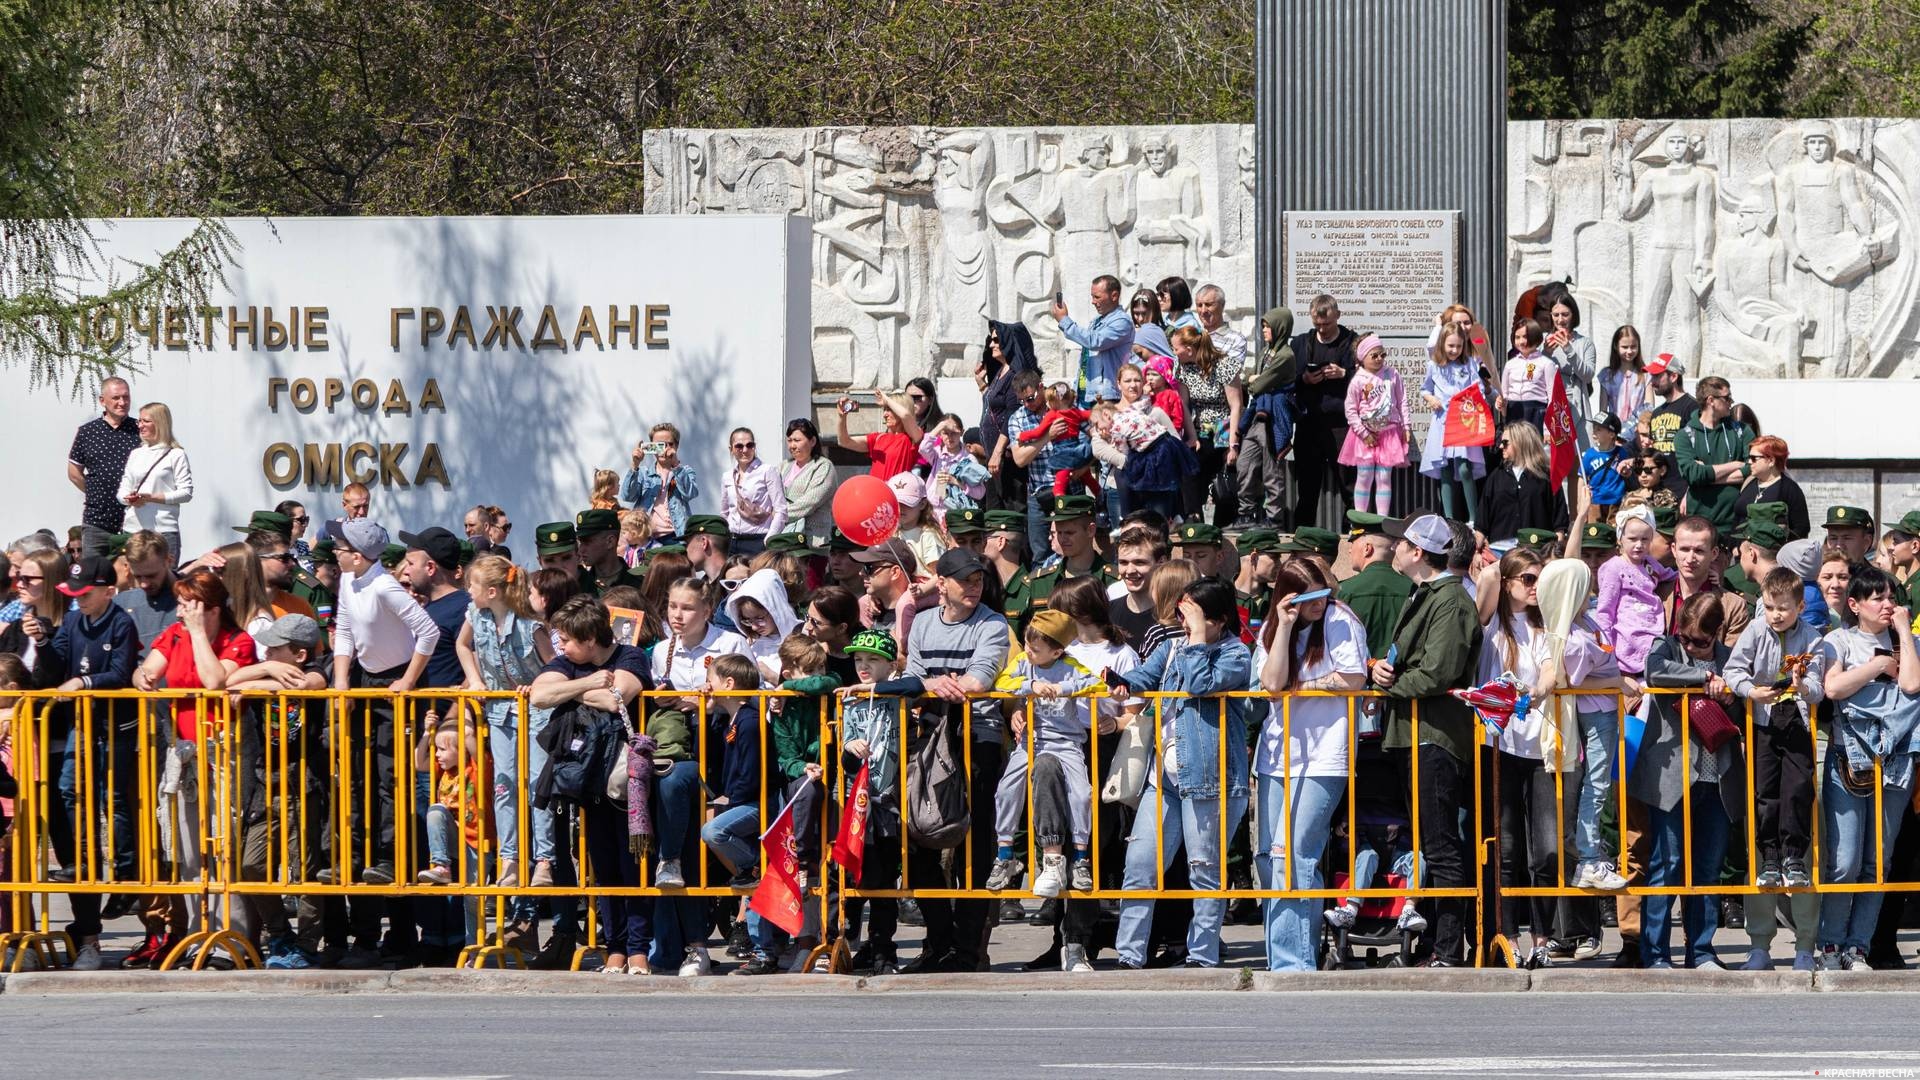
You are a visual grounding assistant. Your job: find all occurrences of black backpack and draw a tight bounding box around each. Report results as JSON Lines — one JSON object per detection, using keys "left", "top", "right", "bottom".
{"left": 905, "top": 708, "right": 971, "bottom": 849}
{"left": 535, "top": 701, "right": 625, "bottom": 810}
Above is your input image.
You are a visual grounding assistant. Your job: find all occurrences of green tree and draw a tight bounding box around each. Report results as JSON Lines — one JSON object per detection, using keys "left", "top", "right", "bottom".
{"left": 0, "top": 0, "right": 231, "bottom": 391}
{"left": 1509, "top": 0, "right": 1812, "bottom": 119}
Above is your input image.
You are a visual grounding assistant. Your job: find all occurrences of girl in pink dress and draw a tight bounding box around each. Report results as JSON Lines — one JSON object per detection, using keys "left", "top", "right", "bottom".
{"left": 1338, "top": 334, "right": 1408, "bottom": 513}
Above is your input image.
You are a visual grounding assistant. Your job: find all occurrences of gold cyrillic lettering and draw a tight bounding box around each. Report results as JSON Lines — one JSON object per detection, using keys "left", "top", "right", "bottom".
{"left": 323, "top": 378, "right": 344, "bottom": 411}
{"left": 382, "top": 380, "right": 412, "bottom": 416}
{"left": 291, "top": 379, "right": 318, "bottom": 410}
{"left": 263, "top": 443, "right": 300, "bottom": 486}
{"left": 227, "top": 305, "right": 257, "bottom": 349}
{"left": 644, "top": 304, "right": 670, "bottom": 347}
{"left": 530, "top": 305, "right": 565, "bottom": 350}
{"left": 391, "top": 307, "right": 413, "bottom": 349}
{"left": 421, "top": 307, "right": 445, "bottom": 347}
{"left": 345, "top": 442, "right": 378, "bottom": 485}
{"left": 163, "top": 307, "right": 188, "bottom": 349}
{"left": 379, "top": 443, "right": 411, "bottom": 487}
{"left": 481, "top": 306, "right": 525, "bottom": 348}
{"left": 416, "top": 443, "right": 450, "bottom": 488}
{"left": 572, "top": 305, "right": 603, "bottom": 349}
{"left": 267, "top": 377, "right": 288, "bottom": 411}
{"left": 303, "top": 306, "right": 329, "bottom": 350}
{"left": 304, "top": 443, "right": 342, "bottom": 487}
{"left": 262, "top": 308, "right": 289, "bottom": 349}
{"left": 350, "top": 379, "right": 377, "bottom": 410}
{"left": 419, "top": 379, "right": 444, "bottom": 412}
{"left": 446, "top": 306, "right": 477, "bottom": 349}
{"left": 131, "top": 307, "right": 159, "bottom": 348}
{"left": 608, "top": 305, "right": 638, "bottom": 347}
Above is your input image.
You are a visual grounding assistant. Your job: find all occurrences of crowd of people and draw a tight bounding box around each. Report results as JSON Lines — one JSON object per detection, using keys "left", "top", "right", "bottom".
{"left": 3, "top": 279, "right": 1919, "bottom": 981}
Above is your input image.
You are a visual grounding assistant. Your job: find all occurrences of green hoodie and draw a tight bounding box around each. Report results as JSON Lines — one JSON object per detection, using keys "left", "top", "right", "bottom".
{"left": 1246, "top": 307, "right": 1297, "bottom": 397}
{"left": 773, "top": 672, "right": 844, "bottom": 780}
{"left": 1672, "top": 415, "right": 1753, "bottom": 532}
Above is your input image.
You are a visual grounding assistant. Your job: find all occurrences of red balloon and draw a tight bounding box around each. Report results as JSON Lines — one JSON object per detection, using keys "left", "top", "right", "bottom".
{"left": 832, "top": 474, "right": 900, "bottom": 546}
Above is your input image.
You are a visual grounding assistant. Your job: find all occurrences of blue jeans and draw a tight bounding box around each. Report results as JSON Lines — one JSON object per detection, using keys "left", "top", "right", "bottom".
{"left": 425, "top": 803, "right": 482, "bottom": 943}
{"left": 1574, "top": 710, "right": 1618, "bottom": 862}
{"left": 1026, "top": 489, "right": 1050, "bottom": 563}
{"left": 486, "top": 702, "right": 554, "bottom": 865}
{"left": 1116, "top": 782, "right": 1248, "bottom": 967}
{"left": 1641, "top": 781, "right": 1730, "bottom": 967}
{"left": 701, "top": 802, "right": 762, "bottom": 872}
{"left": 1817, "top": 753, "right": 1911, "bottom": 951}
{"left": 1255, "top": 773, "right": 1341, "bottom": 972}
{"left": 649, "top": 762, "right": 707, "bottom": 967}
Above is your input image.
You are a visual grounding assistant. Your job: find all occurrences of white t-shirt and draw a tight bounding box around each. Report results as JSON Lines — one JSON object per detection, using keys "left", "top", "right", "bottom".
{"left": 1820, "top": 624, "right": 1908, "bottom": 693}
{"left": 1106, "top": 579, "right": 1128, "bottom": 601}
{"left": 1479, "top": 615, "right": 1553, "bottom": 759}
{"left": 651, "top": 622, "right": 751, "bottom": 691}
{"left": 1067, "top": 637, "right": 1139, "bottom": 730}
{"left": 1251, "top": 604, "right": 1368, "bottom": 778}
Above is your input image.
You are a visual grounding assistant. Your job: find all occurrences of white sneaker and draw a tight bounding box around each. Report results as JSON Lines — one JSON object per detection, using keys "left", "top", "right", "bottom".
{"left": 1323, "top": 902, "right": 1358, "bottom": 930}
{"left": 1694, "top": 958, "right": 1726, "bottom": 972}
{"left": 1396, "top": 905, "right": 1428, "bottom": 934}
{"left": 1031, "top": 854, "right": 1066, "bottom": 898}
{"left": 1574, "top": 860, "right": 1628, "bottom": 890}
{"left": 70, "top": 938, "right": 104, "bottom": 971}
{"left": 1061, "top": 943, "right": 1093, "bottom": 973}
{"left": 677, "top": 945, "right": 712, "bottom": 977}
{"left": 655, "top": 859, "right": 686, "bottom": 888}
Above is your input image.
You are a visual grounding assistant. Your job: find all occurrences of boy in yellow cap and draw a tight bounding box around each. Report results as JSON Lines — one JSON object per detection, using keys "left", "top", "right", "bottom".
{"left": 985, "top": 609, "right": 1099, "bottom": 898}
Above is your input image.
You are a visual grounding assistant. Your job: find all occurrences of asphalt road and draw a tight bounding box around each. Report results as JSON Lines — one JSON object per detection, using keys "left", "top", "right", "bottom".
{"left": 7, "top": 990, "right": 1919, "bottom": 1080}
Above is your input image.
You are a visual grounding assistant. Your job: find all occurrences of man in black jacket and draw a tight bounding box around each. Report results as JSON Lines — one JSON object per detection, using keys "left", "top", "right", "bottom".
{"left": 1290, "top": 294, "right": 1358, "bottom": 529}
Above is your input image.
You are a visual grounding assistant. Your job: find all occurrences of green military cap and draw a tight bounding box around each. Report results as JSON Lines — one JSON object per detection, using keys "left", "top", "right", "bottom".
{"left": 574, "top": 508, "right": 620, "bottom": 538}
{"left": 1745, "top": 518, "right": 1788, "bottom": 551}
{"left": 946, "top": 507, "right": 988, "bottom": 536}
{"left": 1580, "top": 522, "right": 1616, "bottom": 551}
{"left": 1652, "top": 504, "right": 1678, "bottom": 537}
{"left": 457, "top": 540, "right": 477, "bottom": 567}
{"left": 983, "top": 509, "right": 1028, "bottom": 534}
{"left": 828, "top": 529, "right": 865, "bottom": 553}
{"left": 1747, "top": 501, "right": 1790, "bottom": 526}
{"left": 1295, "top": 526, "right": 1341, "bottom": 560}
{"left": 1516, "top": 527, "right": 1559, "bottom": 548}
{"left": 1891, "top": 510, "right": 1920, "bottom": 539}
{"left": 1235, "top": 527, "right": 1281, "bottom": 555}
{"left": 1826, "top": 505, "right": 1874, "bottom": 530}
{"left": 379, "top": 543, "right": 406, "bottom": 569}
{"left": 762, "top": 532, "right": 816, "bottom": 556}
{"left": 684, "top": 514, "right": 731, "bottom": 539}
{"left": 233, "top": 510, "right": 294, "bottom": 538}
{"left": 309, "top": 538, "right": 338, "bottom": 566}
{"left": 105, "top": 532, "right": 132, "bottom": 559}
{"left": 1344, "top": 509, "right": 1389, "bottom": 539}
{"left": 1044, "top": 494, "right": 1098, "bottom": 522}
{"left": 535, "top": 521, "right": 577, "bottom": 556}
{"left": 648, "top": 543, "right": 688, "bottom": 558}
{"left": 1176, "top": 521, "right": 1223, "bottom": 547}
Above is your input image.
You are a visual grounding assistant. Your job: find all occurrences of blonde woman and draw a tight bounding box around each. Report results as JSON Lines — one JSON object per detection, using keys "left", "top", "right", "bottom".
{"left": 117, "top": 403, "right": 193, "bottom": 562}
{"left": 1478, "top": 421, "right": 1566, "bottom": 543}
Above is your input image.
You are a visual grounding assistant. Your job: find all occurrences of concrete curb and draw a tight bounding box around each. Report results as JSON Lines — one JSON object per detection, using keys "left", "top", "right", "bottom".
{"left": 1253, "top": 969, "right": 1530, "bottom": 992}
{"left": 388, "top": 970, "right": 866, "bottom": 994}
{"left": 1813, "top": 971, "right": 1920, "bottom": 992}
{"left": 864, "top": 969, "right": 1247, "bottom": 992}
{"left": 3, "top": 970, "right": 392, "bottom": 995}
{"left": 1528, "top": 968, "right": 1812, "bottom": 993}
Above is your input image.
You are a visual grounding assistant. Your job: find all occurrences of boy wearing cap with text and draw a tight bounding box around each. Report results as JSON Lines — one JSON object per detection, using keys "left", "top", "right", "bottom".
{"left": 31, "top": 554, "right": 142, "bottom": 970}
{"left": 1371, "top": 514, "right": 1484, "bottom": 966}
{"left": 835, "top": 627, "right": 908, "bottom": 976}
{"left": 1581, "top": 412, "right": 1629, "bottom": 523}
{"left": 985, "top": 609, "right": 1100, "bottom": 898}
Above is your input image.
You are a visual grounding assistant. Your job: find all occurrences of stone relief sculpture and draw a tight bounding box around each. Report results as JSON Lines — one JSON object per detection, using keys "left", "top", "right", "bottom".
{"left": 645, "top": 125, "right": 1251, "bottom": 389}
{"left": 1510, "top": 118, "right": 1920, "bottom": 383}
{"left": 1614, "top": 126, "right": 1718, "bottom": 370}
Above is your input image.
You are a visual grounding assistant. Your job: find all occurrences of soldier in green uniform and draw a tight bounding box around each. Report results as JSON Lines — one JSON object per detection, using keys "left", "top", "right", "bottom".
{"left": 1576, "top": 521, "right": 1616, "bottom": 574}
{"left": 310, "top": 538, "right": 340, "bottom": 595}
{"left": 683, "top": 515, "right": 732, "bottom": 579}
{"left": 1294, "top": 525, "right": 1341, "bottom": 564}
{"left": 1823, "top": 505, "right": 1876, "bottom": 564}
{"left": 379, "top": 543, "right": 407, "bottom": 572}
{"left": 983, "top": 509, "right": 1035, "bottom": 629}
{"left": 1885, "top": 511, "right": 1920, "bottom": 607}
{"left": 574, "top": 508, "right": 647, "bottom": 596}
{"left": 1725, "top": 502, "right": 1791, "bottom": 601}
{"left": 1231, "top": 528, "right": 1280, "bottom": 631}
{"left": 945, "top": 507, "right": 989, "bottom": 555}
{"left": 1174, "top": 521, "right": 1232, "bottom": 582}
{"left": 826, "top": 528, "right": 864, "bottom": 593}
{"left": 1024, "top": 495, "right": 1114, "bottom": 628}
{"left": 1515, "top": 526, "right": 1559, "bottom": 558}
{"left": 533, "top": 522, "right": 581, "bottom": 575}
{"left": 1339, "top": 511, "right": 1413, "bottom": 660}
{"left": 235, "top": 510, "right": 337, "bottom": 631}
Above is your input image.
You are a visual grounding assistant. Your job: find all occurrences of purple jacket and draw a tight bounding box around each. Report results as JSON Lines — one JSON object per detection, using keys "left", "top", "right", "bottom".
{"left": 1594, "top": 555, "right": 1676, "bottom": 674}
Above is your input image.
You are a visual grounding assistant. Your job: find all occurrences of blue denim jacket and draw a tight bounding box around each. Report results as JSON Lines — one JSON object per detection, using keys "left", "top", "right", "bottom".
{"left": 1126, "top": 635, "right": 1252, "bottom": 800}
{"left": 621, "top": 464, "right": 700, "bottom": 538}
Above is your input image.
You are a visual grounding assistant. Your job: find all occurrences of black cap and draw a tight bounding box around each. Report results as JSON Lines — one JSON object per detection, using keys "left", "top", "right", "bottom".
{"left": 935, "top": 548, "right": 989, "bottom": 579}
{"left": 398, "top": 527, "right": 462, "bottom": 569}
{"left": 57, "top": 555, "right": 116, "bottom": 595}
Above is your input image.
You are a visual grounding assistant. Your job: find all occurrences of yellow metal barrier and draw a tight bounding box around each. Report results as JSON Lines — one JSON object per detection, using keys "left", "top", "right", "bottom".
{"left": 2, "top": 683, "right": 1912, "bottom": 973}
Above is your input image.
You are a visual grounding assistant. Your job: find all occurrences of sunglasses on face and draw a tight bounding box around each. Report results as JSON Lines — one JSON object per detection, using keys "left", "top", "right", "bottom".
{"left": 733, "top": 441, "right": 755, "bottom": 451}
{"left": 1679, "top": 634, "right": 1715, "bottom": 651}
{"left": 907, "top": 393, "right": 926, "bottom": 402}
{"left": 14, "top": 574, "right": 43, "bottom": 584}
{"left": 1635, "top": 466, "right": 1658, "bottom": 475}
{"left": 259, "top": 553, "right": 297, "bottom": 563}
{"left": 1515, "top": 572, "right": 1540, "bottom": 587}
{"left": 288, "top": 515, "right": 309, "bottom": 525}
{"left": 1746, "top": 454, "right": 1768, "bottom": 463}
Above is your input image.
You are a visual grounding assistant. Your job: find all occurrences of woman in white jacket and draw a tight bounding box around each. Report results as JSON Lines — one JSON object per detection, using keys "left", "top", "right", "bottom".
{"left": 117, "top": 402, "right": 193, "bottom": 561}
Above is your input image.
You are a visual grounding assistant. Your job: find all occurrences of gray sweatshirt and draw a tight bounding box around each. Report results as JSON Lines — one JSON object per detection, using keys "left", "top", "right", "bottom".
{"left": 1724, "top": 617, "right": 1827, "bottom": 729}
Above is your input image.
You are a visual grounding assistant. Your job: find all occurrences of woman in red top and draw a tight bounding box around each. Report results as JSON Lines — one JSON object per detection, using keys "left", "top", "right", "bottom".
{"left": 833, "top": 387, "right": 924, "bottom": 479}
{"left": 133, "top": 568, "right": 255, "bottom": 740}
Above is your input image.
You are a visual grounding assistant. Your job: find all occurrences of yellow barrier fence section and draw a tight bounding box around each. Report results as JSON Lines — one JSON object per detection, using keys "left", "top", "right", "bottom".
{"left": 0, "top": 685, "right": 1908, "bottom": 973}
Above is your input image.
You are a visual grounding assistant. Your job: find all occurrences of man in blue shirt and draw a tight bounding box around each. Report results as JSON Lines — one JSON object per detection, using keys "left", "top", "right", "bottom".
{"left": 1008, "top": 371, "right": 1093, "bottom": 562}
{"left": 1051, "top": 274, "right": 1134, "bottom": 404}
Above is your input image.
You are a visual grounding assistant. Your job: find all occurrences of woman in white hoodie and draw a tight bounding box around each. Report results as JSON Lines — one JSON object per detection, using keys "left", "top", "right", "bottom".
{"left": 724, "top": 568, "right": 800, "bottom": 685}
{"left": 117, "top": 402, "right": 193, "bottom": 561}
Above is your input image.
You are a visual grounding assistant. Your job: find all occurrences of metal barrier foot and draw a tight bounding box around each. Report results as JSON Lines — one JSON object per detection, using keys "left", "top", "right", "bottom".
{"left": 804, "top": 938, "right": 852, "bottom": 975}
{"left": 458, "top": 944, "right": 527, "bottom": 969}
{"left": 0, "top": 931, "right": 72, "bottom": 972}
{"left": 159, "top": 930, "right": 261, "bottom": 971}
{"left": 568, "top": 944, "right": 606, "bottom": 973}
{"left": 1486, "top": 932, "right": 1518, "bottom": 970}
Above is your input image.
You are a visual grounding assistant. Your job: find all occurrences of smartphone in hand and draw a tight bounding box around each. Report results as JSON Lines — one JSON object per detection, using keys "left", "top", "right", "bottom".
{"left": 1101, "top": 667, "right": 1131, "bottom": 693}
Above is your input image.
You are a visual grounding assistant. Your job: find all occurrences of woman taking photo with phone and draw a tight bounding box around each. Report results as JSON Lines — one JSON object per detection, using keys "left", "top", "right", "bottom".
{"left": 1255, "top": 559, "right": 1368, "bottom": 971}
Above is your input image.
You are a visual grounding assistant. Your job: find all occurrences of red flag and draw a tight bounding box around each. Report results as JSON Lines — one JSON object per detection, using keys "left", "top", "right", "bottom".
{"left": 748, "top": 799, "right": 807, "bottom": 936}
{"left": 1442, "top": 382, "right": 1497, "bottom": 448}
{"left": 1544, "top": 371, "right": 1577, "bottom": 488}
{"left": 830, "top": 761, "right": 872, "bottom": 881}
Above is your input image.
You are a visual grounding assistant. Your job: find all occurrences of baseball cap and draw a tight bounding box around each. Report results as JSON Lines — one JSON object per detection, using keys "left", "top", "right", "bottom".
{"left": 323, "top": 517, "right": 390, "bottom": 560}
{"left": 1398, "top": 514, "right": 1455, "bottom": 555}
{"left": 57, "top": 555, "right": 116, "bottom": 596}
{"left": 934, "top": 548, "right": 990, "bottom": 579}
{"left": 398, "top": 526, "right": 462, "bottom": 569}
{"left": 888, "top": 472, "right": 927, "bottom": 509}
{"left": 846, "top": 627, "right": 898, "bottom": 662}
{"left": 1590, "top": 411, "right": 1622, "bottom": 434}
{"left": 1645, "top": 353, "right": 1684, "bottom": 377}
{"left": 850, "top": 538, "right": 918, "bottom": 573}
{"left": 255, "top": 613, "right": 322, "bottom": 649}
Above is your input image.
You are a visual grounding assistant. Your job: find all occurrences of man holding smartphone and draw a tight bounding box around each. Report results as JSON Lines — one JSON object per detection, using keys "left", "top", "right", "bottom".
{"left": 1050, "top": 274, "right": 1133, "bottom": 404}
